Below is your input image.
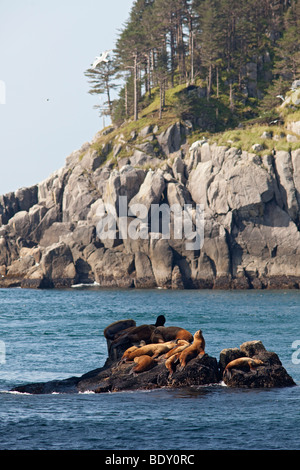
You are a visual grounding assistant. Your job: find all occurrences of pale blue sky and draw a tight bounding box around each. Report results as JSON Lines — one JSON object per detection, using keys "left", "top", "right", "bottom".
{"left": 0, "top": 0, "right": 133, "bottom": 195}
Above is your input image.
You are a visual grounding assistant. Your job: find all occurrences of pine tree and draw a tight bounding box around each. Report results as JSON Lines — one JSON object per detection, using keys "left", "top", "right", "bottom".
{"left": 84, "top": 54, "right": 117, "bottom": 120}
{"left": 197, "top": 0, "right": 222, "bottom": 100}
{"left": 115, "top": 0, "right": 153, "bottom": 121}
{"left": 274, "top": 0, "right": 300, "bottom": 81}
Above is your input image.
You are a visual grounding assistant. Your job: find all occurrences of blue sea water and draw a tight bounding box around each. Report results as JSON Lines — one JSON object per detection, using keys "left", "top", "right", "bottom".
{"left": 0, "top": 287, "right": 299, "bottom": 450}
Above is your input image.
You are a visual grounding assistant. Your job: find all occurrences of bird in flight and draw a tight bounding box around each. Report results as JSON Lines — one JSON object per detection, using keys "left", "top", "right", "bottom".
{"left": 92, "top": 50, "right": 112, "bottom": 69}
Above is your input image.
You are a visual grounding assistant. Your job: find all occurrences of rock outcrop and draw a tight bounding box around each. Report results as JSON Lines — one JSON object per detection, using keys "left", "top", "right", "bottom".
{"left": 220, "top": 340, "right": 295, "bottom": 388}
{"left": 11, "top": 320, "right": 295, "bottom": 394}
{"left": 1, "top": 120, "right": 300, "bottom": 290}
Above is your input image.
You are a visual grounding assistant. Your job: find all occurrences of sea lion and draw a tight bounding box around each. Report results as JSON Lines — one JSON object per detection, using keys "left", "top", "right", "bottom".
{"left": 107, "top": 316, "right": 166, "bottom": 350}
{"left": 165, "top": 352, "right": 181, "bottom": 376}
{"left": 112, "top": 324, "right": 157, "bottom": 347}
{"left": 104, "top": 319, "right": 136, "bottom": 341}
{"left": 164, "top": 340, "right": 190, "bottom": 359}
{"left": 150, "top": 326, "right": 193, "bottom": 344}
{"left": 223, "top": 357, "right": 264, "bottom": 378}
{"left": 179, "top": 329, "right": 205, "bottom": 368}
{"left": 164, "top": 331, "right": 205, "bottom": 376}
{"left": 124, "top": 340, "right": 177, "bottom": 362}
{"left": 153, "top": 315, "right": 166, "bottom": 327}
{"left": 120, "top": 346, "right": 139, "bottom": 363}
{"left": 132, "top": 355, "right": 157, "bottom": 373}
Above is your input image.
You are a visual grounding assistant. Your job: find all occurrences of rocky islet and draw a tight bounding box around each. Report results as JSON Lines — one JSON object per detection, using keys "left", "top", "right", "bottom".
{"left": 11, "top": 320, "right": 296, "bottom": 394}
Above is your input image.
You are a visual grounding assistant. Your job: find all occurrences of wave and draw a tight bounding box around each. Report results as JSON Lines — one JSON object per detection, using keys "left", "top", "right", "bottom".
{"left": 71, "top": 282, "right": 100, "bottom": 289}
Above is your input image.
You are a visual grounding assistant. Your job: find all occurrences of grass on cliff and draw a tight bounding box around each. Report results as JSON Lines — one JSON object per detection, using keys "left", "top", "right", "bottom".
{"left": 209, "top": 125, "right": 300, "bottom": 155}
{"left": 85, "top": 80, "right": 300, "bottom": 168}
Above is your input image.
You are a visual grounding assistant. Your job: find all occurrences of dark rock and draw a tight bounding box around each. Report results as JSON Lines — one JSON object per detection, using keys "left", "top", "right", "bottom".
{"left": 221, "top": 340, "right": 296, "bottom": 388}
{"left": 10, "top": 320, "right": 295, "bottom": 394}
{"left": 11, "top": 353, "right": 220, "bottom": 395}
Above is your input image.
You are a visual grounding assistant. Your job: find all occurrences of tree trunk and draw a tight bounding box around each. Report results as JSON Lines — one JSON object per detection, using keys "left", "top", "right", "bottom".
{"left": 177, "top": 14, "right": 186, "bottom": 82}
{"left": 170, "top": 29, "right": 175, "bottom": 88}
{"left": 125, "top": 81, "right": 128, "bottom": 118}
{"left": 148, "top": 52, "right": 152, "bottom": 98}
{"left": 105, "top": 78, "right": 112, "bottom": 118}
{"left": 134, "top": 53, "right": 138, "bottom": 122}
{"left": 188, "top": 14, "right": 194, "bottom": 85}
{"left": 159, "top": 82, "right": 163, "bottom": 120}
{"left": 190, "top": 30, "right": 194, "bottom": 84}
{"left": 229, "top": 81, "right": 234, "bottom": 111}
{"left": 207, "top": 64, "right": 212, "bottom": 101}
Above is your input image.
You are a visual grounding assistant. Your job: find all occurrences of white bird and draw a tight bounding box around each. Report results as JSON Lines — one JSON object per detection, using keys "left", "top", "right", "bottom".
{"left": 91, "top": 50, "right": 112, "bottom": 69}
{"left": 276, "top": 95, "right": 285, "bottom": 101}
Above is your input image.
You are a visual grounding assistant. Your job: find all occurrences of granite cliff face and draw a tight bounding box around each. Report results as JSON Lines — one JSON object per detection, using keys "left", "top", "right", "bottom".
{"left": 1, "top": 119, "right": 300, "bottom": 290}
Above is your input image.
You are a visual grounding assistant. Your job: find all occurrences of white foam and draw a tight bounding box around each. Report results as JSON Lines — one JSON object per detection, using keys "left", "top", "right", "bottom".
{"left": 71, "top": 282, "right": 100, "bottom": 288}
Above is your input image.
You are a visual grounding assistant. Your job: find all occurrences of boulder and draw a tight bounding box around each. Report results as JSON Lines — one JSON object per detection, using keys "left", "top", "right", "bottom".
{"left": 80, "top": 148, "right": 105, "bottom": 172}
{"left": 129, "top": 169, "right": 165, "bottom": 212}
{"left": 172, "top": 156, "right": 186, "bottom": 184}
{"left": 103, "top": 166, "right": 146, "bottom": 216}
{"left": 39, "top": 222, "right": 74, "bottom": 247}
{"left": 166, "top": 181, "right": 193, "bottom": 208}
{"left": 171, "top": 265, "right": 184, "bottom": 289}
{"left": 274, "top": 151, "right": 299, "bottom": 222}
{"left": 291, "top": 149, "right": 300, "bottom": 207}
{"left": 286, "top": 120, "right": 300, "bottom": 136}
{"left": 221, "top": 340, "right": 296, "bottom": 388}
{"left": 40, "top": 242, "right": 77, "bottom": 288}
{"left": 0, "top": 185, "right": 38, "bottom": 226}
{"left": 94, "top": 248, "right": 135, "bottom": 288}
{"left": 149, "top": 237, "right": 173, "bottom": 288}
{"left": 38, "top": 167, "right": 69, "bottom": 209}
{"left": 157, "top": 122, "right": 184, "bottom": 156}
{"left": 134, "top": 251, "right": 156, "bottom": 288}
{"left": 62, "top": 166, "right": 99, "bottom": 223}
{"left": 0, "top": 192, "right": 19, "bottom": 226}
{"left": 188, "top": 160, "right": 213, "bottom": 207}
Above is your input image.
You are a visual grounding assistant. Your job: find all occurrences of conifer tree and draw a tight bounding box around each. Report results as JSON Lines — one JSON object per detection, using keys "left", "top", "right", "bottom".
{"left": 196, "top": 0, "right": 222, "bottom": 100}
{"left": 84, "top": 54, "right": 117, "bottom": 120}
{"left": 273, "top": 0, "right": 300, "bottom": 81}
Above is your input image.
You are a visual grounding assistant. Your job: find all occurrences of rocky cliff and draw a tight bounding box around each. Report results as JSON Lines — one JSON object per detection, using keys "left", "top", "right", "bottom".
{"left": 1, "top": 115, "right": 300, "bottom": 290}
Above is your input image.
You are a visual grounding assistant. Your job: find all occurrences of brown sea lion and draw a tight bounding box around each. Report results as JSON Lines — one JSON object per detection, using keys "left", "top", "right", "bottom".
{"left": 179, "top": 329, "right": 205, "bottom": 368}
{"left": 124, "top": 340, "right": 177, "bottom": 362}
{"left": 120, "top": 346, "right": 139, "bottom": 363}
{"left": 223, "top": 357, "right": 264, "bottom": 378}
{"left": 132, "top": 355, "right": 157, "bottom": 373}
{"left": 150, "top": 326, "right": 193, "bottom": 344}
{"left": 104, "top": 319, "right": 136, "bottom": 341}
{"left": 164, "top": 340, "right": 190, "bottom": 359}
{"left": 165, "top": 352, "right": 181, "bottom": 376}
{"left": 112, "top": 324, "right": 157, "bottom": 347}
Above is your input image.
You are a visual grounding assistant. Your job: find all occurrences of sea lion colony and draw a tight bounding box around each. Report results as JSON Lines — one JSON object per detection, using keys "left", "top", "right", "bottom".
{"left": 104, "top": 316, "right": 207, "bottom": 375}
{"left": 104, "top": 317, "right": 266, "bottom": 377}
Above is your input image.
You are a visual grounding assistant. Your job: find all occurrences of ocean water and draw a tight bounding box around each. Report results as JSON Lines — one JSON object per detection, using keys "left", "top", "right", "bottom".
{"left": 0, "top": 287, "right": 299, "bottom": 450}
